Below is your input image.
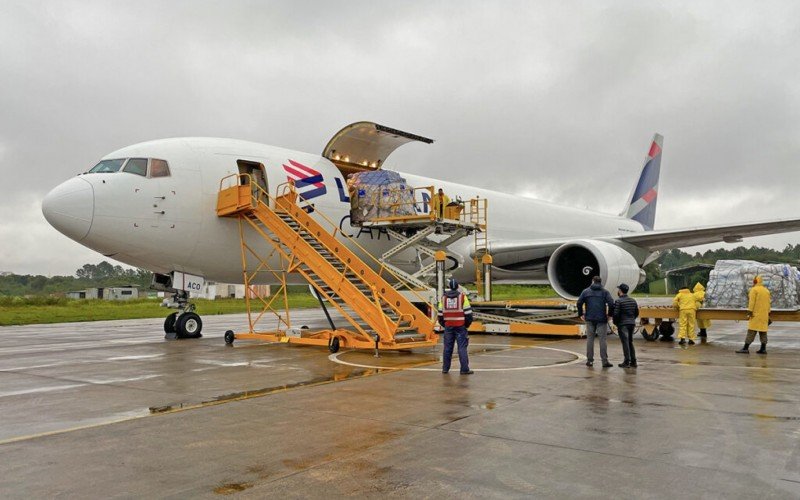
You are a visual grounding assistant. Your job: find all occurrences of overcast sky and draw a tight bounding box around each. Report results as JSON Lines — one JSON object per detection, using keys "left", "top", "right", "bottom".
{"left": 1, "top": 0, "right": 799, "bottom": 276}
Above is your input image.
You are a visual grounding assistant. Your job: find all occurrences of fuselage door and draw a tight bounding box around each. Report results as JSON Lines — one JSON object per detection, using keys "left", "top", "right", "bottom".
{"left": 322, "top": 121, "right": 434, "bottom": 176}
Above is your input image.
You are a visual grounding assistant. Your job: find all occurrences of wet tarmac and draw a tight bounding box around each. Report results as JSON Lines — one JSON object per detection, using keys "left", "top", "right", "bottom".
{"left": 1, "top": 309, "right": 799, "bottom": 498}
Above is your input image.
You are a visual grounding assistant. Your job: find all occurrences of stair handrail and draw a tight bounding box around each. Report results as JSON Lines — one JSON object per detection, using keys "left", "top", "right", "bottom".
{"left": 271, "top": 180, "right": 431, "bottom": 305}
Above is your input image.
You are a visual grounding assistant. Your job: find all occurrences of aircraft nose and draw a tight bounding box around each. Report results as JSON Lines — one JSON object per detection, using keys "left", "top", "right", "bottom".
{"left": 42, "top": 176, "right": 94, "bottom": 241}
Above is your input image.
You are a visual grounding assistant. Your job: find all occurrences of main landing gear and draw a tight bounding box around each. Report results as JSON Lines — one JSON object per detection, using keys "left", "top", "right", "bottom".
{"left": 162, "top": 291, "right": 203, "bottom": 339}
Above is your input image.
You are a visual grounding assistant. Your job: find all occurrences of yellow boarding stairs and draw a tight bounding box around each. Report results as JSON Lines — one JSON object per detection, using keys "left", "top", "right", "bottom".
{"left": 216, "top": 174, "right": 437, "bottom": 353}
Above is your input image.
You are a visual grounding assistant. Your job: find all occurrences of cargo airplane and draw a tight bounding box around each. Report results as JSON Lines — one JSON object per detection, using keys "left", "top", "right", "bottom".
{"left": 42, "top": 122, "right": 800, "bottom": 337}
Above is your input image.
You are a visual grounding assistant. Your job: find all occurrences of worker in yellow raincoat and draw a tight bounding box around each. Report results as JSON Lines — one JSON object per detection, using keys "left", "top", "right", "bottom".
{"left": 736, "top": 275, "right": 771, "bottom": 354}
{"left": 431, "top": 188, "right": 450, "bottom": 219}
{"left": 693, "top": 282, "right": 711, "bottom": 338}
{"left": 672, "top": 287, "right": 697, "bottom": 345}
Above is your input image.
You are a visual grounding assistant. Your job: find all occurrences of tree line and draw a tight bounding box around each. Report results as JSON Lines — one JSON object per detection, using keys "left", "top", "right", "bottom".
{"left": 0, "top": 262, "right": 152, "bottom": 296}
{"left": 644, "top": 244, "right": 800, "bottom": 285}
{"left": 2, "top": 244, "right": 800, "bottom": 296}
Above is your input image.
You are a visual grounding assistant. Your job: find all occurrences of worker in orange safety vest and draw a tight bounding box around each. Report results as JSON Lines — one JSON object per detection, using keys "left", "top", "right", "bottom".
{"left": 437, "top": 277, "right": 474, "bottom": 374}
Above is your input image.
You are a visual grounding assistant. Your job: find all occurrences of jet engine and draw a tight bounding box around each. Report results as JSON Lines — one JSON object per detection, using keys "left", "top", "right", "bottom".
{"left": 546, "top": 240, "right": 644, "bottom": 300}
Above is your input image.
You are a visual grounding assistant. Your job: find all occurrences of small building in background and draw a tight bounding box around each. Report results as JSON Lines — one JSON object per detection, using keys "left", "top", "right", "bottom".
{"left": 68, "top": 286, "right": 141, "bottom": 301}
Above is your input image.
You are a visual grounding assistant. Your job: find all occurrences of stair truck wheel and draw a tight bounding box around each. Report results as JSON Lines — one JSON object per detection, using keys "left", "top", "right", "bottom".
{"left": 176, "top": 312, "right": 203, "bottom": 339}
{"left": 224, "top": 330, "right": 235, "bottom": 345}
{"left": 328, "top": 336, "right": 340, "bottom": 353}
{"left": 164, "top": 312, "right": 178, "bottom": 334}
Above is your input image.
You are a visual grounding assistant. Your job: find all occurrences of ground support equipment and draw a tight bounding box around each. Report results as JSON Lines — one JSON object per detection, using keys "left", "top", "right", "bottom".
{"left": 217, "top": 175, "right": 437, "bottom": 353}
{"left": 637, "top": 306, "right": 800, "bottom": 341}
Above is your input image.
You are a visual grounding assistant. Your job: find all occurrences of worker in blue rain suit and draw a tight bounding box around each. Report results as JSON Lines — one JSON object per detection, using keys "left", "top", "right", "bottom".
{"left": 438, "top": 278, "right": 474, "bottom": 374}
{"left": 673, "top": 286, "right": 697, "bottom": 345}
{"left": 736, "top": 275, "right": 772, "bottom": 354}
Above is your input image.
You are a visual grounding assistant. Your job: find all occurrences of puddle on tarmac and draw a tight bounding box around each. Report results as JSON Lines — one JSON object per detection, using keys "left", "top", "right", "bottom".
{"left": 149, "top": 368, "right": 380, "bottom": 414}
{"left": 214, "top": 482, "right": 253, "bottom": 495}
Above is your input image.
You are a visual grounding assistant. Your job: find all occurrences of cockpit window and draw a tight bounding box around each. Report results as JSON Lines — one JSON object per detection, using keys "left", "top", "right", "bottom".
{"left": 150, "top": 159, "right": 170, "bottom": 178}
{"left": 88, "top": 159, "right": 125, "bottom": 173}
{"left": 122, "top": 158, "right": 148, "bottom": 176}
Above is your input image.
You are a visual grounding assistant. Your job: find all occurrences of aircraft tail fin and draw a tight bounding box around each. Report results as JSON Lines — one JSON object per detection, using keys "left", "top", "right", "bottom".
{"left": 622, "top": 133, "right": 663, "bottom": 231}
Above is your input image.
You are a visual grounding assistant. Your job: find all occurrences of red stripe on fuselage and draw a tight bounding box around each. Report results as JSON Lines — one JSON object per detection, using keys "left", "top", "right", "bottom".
{"left": 283, "top": 165, "right": 324, "bottom": 188}
{"left": 287, "top": 159, "right": 319, "bottom": 176}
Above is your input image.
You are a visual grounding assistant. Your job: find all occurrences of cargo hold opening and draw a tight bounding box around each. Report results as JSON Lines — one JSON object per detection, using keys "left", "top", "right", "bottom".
{"left": 322, "top": 121, "right": 434, "bottom": 176}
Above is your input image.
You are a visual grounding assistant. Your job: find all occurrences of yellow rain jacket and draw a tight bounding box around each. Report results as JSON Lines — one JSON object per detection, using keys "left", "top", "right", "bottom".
{"left": 673, "top": 287, "right": 697, "bottom": 340}
{"left": 693, "top": 283, "right": 711, "bottom": 329}
{"left": 673, "top": 288, "right": 697, "bottom": 310}
{"left": 431, "top": 192, "right": 450, "bottom": 219}
{"left": 747, "top": 276, "right": 771, "bottom": 331}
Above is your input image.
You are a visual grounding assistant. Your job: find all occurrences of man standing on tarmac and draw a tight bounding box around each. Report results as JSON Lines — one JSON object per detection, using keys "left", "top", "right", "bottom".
{"left": 736, "top": 275, "right": 771, "bottom": 354}
{"left": 438, "top": 277, "right": 474, "bottom": 374}
{"left": 577, "top": 276, "right": 614, "bottom": 368}
{"left": 613, "top": 283, "right": 639, "bottom": 368}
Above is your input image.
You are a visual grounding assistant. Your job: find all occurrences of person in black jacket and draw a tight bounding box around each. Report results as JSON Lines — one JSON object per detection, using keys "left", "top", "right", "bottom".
{"left": 576, "top": 276, "right": 615, "bottom": 367}
{"left": 612, "top": 283, "right": 639, "bottom": 368}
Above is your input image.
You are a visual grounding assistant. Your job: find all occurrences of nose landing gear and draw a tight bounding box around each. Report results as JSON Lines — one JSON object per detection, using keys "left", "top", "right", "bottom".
{"left": 162, "top": 291, "right": 203, "bottom": 339}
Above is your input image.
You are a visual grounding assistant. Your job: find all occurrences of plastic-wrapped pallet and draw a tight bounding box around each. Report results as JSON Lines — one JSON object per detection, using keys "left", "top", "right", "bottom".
{"left": 349, "top": 170, "right": 416, "bottom": 224}
{"left": 705, "top": 260, "right": 799, "bottom": 310}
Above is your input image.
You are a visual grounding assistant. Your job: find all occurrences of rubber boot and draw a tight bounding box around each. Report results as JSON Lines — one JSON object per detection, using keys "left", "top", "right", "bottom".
{"left": 756, "top": 343, "right": 767, "bottom": 354}
{"left": 736, "top": 343, "right": 750, "bottom": 354}
{"left": 698, "top": 328, "right": 707, "bottom": 338}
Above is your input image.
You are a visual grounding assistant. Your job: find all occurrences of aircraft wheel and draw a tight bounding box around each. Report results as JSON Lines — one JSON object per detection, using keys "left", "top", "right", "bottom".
{"left": 164, "top": 312, "right": 178, "bottom": 334}
{"left": 328, "top": 336, "right": 340, "bottom": 353}
{"left": 176, "top": 312, "right": 203, "bottom": 339}
{"left": 224, "top": 330, "right": 235, "bottom": 345}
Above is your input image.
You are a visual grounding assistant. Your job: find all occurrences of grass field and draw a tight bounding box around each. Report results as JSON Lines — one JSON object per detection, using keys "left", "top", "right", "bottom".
{"left": 0, "top": 285, "right": 559, "bottom": 327}
{"left": 0, "top": 294, "right": 320, "bottom": 326}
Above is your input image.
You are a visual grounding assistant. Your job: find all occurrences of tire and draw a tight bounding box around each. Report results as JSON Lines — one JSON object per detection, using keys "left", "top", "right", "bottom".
{"left": 224, "top": 330, "right": 235, "bottom": 345}
{"left": 164, "top": 312, "right": 178, "bottom": 334}
{"left": 658, "top": 321, "right": 675, "bottom": 341}
{"left": 176, "top": 312, "right": 203, "bottom": 339}
{"left": 641, "top": 323, "right": 659, "bottom": 341}
{"left": 328, "top": 336, "right": 340, "bottom": 353}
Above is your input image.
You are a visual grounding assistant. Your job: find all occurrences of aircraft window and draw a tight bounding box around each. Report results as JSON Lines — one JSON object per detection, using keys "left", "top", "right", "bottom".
{"left": 150, "top": 159, "right": 170, "bottom": 178}
{"left": 88, "top": 159, "right": 125, "bottom": 173}
{"left": 122, "top": 158, "right": 148, "bottom": 177}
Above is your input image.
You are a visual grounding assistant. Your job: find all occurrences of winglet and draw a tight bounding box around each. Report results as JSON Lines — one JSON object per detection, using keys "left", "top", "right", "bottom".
{"left": 623, "top": 134, "right": 663, "bottom": 231}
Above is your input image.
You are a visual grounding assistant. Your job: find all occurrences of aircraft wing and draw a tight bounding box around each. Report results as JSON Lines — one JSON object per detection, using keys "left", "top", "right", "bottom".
{"left": 487, "top": 217, "right": 800, "bottom": 264}
{"left": 617, "top": 217, "right": 800, "bottom": 251}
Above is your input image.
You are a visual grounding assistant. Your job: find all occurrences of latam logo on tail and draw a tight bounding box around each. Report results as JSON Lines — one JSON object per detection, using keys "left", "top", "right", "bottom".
{"left": 625, "top": 134, "right": 663, "bottom": 231}
{"left": 283, "top": 160, "right": 327, "bottom": 201}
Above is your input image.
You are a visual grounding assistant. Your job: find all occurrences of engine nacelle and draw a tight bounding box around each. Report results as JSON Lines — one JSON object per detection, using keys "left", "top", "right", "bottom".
{"left": 546, "top": 240, "right": 643, "bottom": 300}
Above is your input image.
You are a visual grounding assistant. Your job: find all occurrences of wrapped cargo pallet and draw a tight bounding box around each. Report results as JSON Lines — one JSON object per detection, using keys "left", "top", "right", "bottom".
{"left": 349, "top": 170, "right": 416, "bottom": 224}
{"left": 705, "top": 260, "right": 799, "bottom": 309}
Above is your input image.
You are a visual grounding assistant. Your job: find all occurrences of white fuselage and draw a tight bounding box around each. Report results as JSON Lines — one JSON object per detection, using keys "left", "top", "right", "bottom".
{"left": 43, "top": 138, "right": 646, "bottom": 285}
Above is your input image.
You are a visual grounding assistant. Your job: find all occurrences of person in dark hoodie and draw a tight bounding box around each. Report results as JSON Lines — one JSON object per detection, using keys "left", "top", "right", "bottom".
{"left": 577, "top": 276, "right": 615, "bottom": 367}
{"left": 437, "top": 277, "right": 474, "bottom": 374}
{"left": 612, "top": 283, "right": 639, "bottom": 368}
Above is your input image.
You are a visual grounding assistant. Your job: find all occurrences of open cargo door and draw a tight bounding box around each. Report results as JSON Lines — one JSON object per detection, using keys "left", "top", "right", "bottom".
{"left": 322, "top": 121, "right": 434, "bottom": 175}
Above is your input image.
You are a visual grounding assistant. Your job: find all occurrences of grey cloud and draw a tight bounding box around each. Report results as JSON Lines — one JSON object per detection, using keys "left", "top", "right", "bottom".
{"left": 1, "top": 0, "right": 799, "bottom": 275}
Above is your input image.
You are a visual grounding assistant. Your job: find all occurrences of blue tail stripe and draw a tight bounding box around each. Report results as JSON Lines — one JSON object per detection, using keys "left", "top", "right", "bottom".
{"left": 631, "top": 154, "right": 661, "bottom": 201}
